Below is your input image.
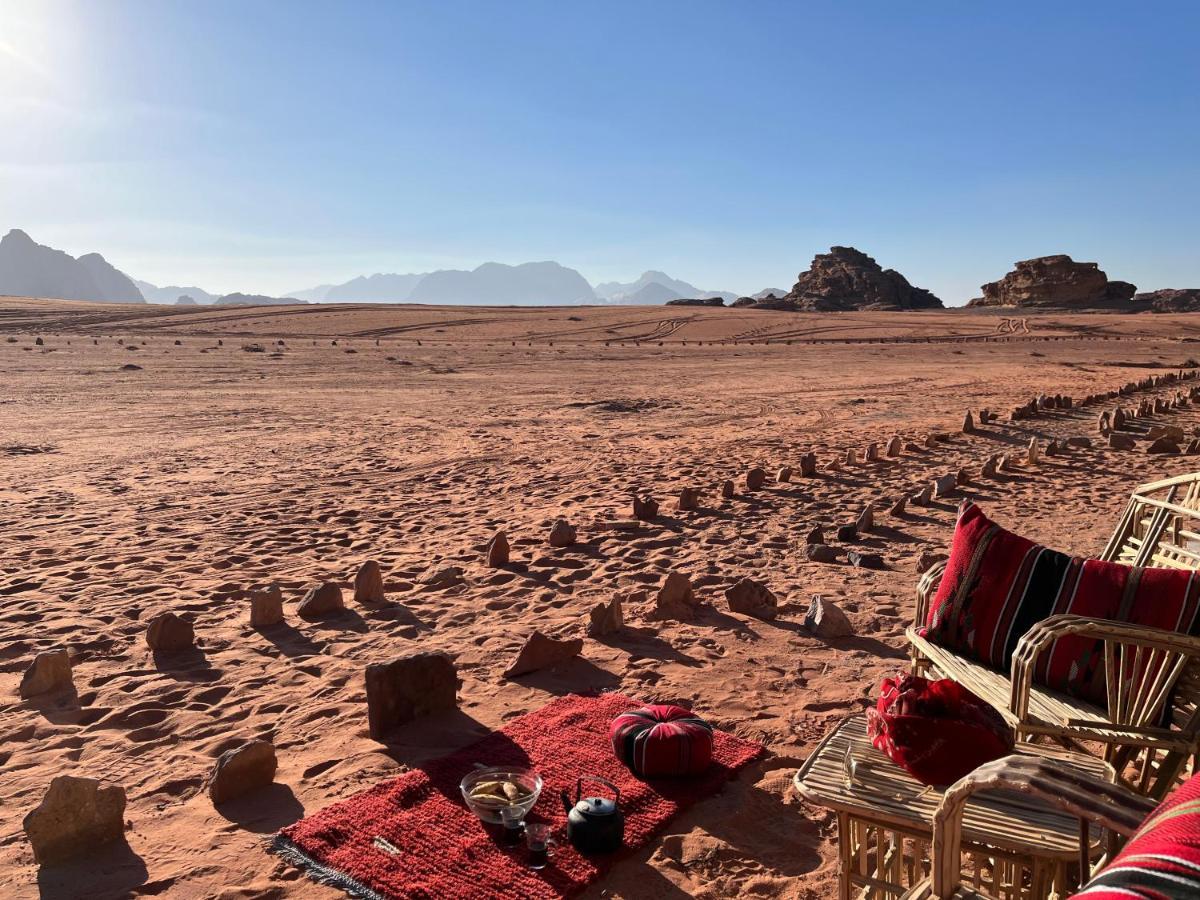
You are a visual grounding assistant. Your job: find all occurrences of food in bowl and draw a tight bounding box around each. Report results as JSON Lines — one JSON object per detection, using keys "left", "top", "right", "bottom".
{"left": 460, "top": 766, "right": 542, "bottom": 825}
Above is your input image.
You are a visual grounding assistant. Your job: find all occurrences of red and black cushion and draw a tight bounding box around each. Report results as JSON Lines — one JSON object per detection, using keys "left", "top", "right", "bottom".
{"left": 922, "top": 502, "right": 1200, "bottom": 705}
{"left": 1075, "top": 771, "right": 1200, "bottom": 898}
{"left": 610, "top": 705, "right": 713, "bottom": 777}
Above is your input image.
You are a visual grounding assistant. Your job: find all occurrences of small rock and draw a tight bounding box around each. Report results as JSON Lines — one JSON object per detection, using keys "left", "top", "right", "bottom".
{"left": 889, "top": 495, "right": 907, "bottom": 516}
{"left": 1109, "top": 433, "right": 1137, "bottom": 451}
{"left": 1065, "top": 436, "right": 1092, "bottom": 449}
{"left": 805, "top": 543, "right": 839, "bottom": 563}
{"left": 886, "top": 436, "right": 901, "bottom": 457}
{"left": 956, "top": 467, "right": 972, "bottom": 487}
{"left": 1045, "top": 439, "right": 1060, "bottom": 457}
{"left": 587, "top": 596, "right": 623, "bottom": 636}
{"left": 503, "top": 631, "right": 584, "bottom": 678}
{"left": 23, "top": 776, "right": 127, "bottom": 864}
{"left": 485, "top": 531, "right": 510, "bottom": 567}
{"left": 1027, "top": 438, "right": 1040, "bottom": 465}
{"left": 654, "top": 572, "right": 699, "bottom": 620}
{"left": 804, "top": 525, "right": 824, "bottom": 545}
{"left": 1148, "top": 425, "right": 1186, "bottom": 442}
{"left": 847, "top": 551, "right": 885, "bottom": 570}
{"left": 799, "top": 453, "right": 817, "bottom": 477}
{"left": 632, "top": 494, "right": 659, "bottom": 520}
{"left": 248, "top": 584, "right": 284, "bottom": 628}
{"left": 145, "top": 611, "right": 195, "bottom": 652}
{"left": 298, "top": 581, "right": 346, "bottom": 618}
{"left": 365, "top": 652, "right": 459, "bottom": 739}
{"left": 776, "top": 466, "right": 792, "bottom": 483}
{"left": 924, "top": 433, "right": 938, "bottom": 448}
{"left": 904, "top": 441, "right": 923, "bottom": 453}
{"left": 418, "top": 566, "right": 465, "bottom": 590}
{"left": 548, "top": 519, "right": 577, "bottom": 547}
{"left": 746, "top": 467, "right": 766, "bottom": 491}
{"left": 19, "top": 648, "right": 73, "bottom": 699}
{"left": 353, "top": 560, "right": 386, "bottom": 605}
{"left": 835, "top": 523, "right": 858, "bottom": 542}
{"left": 208, "top": 739, "right": 277, "bottom": 805}
{"left": 677, "top": 487, "right": 700, "bottom": 511}
{"left": 962, "top": 411, "right": 975, "bottom": 433}
{"left": 845, "top": 448, "right": 858, "bottom": 465}
{"left": 724, "top": 578, "right": 778, "bottom": 620}
{"left": 932, "top": 474, "right": 956, "bottom": 499}
{"left": 864, "top": 443, "right": 880, "bottom": 462}
{"left": 1147, "top": 437, "right": 1181, "bottom": 454}
{"left": 720, "top": 479, "right": 735, "bottom": 499}
{"left": 804, "top": 595, "right": 854, "bottom": 639}
{"left": 855, "top": 505, "right": 874, "bottom": 533}
{"left": 915, "top": 551, "right": 948, "bottom": 573}
{"left": 913, "top": 483, "right": 934, "bottom": 506}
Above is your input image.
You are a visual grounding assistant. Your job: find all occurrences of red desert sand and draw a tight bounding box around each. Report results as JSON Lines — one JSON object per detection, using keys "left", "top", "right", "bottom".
{"left": 2, "top": 296, "right": 1200, "bottom": 898}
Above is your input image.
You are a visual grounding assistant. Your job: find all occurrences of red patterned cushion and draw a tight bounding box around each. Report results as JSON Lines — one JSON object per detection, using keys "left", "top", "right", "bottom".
{"left": 610, "top": 705, "right": 713, "bottom": 777}
{"left": 923, "top": 502, "right": 1200, "bottom": 705}
{"left": 1075, "top": 772, "right": 1200, "bottom": 897}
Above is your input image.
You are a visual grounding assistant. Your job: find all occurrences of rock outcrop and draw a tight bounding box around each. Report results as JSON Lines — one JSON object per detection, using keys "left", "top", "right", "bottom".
{"left": 665, "top": 297, "right": 725, "bottom": 307}
{"left": 969, "top": 255, "right": 1136, "bottom": 309}
{"left": 777, "top": 247, "right": 942, "bottom": 311}
{"left": 0, "top": 229, "right": 145, "bottom": 303}
{"left": 1135, "top": 289, "right": 1200, "bottom": 313}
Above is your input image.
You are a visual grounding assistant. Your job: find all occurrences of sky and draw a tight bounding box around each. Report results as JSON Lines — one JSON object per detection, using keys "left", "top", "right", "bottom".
{"left": 1, "top": 0, "right": 1198, "bottom": 304}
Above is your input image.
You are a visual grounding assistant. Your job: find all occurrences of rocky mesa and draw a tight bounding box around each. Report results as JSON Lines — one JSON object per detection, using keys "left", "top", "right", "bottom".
{"left": 741, "top": 247, "right": 942, "bottom": 312}
{"left": 969, "top": 255, "right": 1136, "bottom": 309}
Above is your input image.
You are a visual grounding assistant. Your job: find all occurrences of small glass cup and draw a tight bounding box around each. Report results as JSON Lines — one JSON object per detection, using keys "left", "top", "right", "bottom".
{"left": 525, "top": 822, "right": 556, "bottom": 870}
{"left": 499, "top": 806, "right": 525, "bottom": 845}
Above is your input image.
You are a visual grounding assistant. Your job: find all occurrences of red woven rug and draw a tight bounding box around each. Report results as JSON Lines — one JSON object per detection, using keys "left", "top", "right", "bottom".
{"left": 271, "top": 692, "right": 763, "bottom": 899}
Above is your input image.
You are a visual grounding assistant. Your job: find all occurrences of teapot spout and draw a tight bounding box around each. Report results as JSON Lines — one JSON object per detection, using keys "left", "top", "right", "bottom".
{"left": 560, "top": 788, "right": 573, "bottom": 817}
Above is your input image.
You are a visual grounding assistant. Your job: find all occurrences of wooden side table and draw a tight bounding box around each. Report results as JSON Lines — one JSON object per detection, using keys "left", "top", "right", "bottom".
{"left": 793, "top": 715, "right": 1115, "bottom": 900}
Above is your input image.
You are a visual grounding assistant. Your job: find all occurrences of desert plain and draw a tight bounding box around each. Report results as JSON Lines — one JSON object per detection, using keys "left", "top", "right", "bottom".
{"left": 2, "top": 297, "right": 1200, "bottom": 899}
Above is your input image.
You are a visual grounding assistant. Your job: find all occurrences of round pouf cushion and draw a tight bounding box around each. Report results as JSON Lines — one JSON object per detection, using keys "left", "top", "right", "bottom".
{"left": 610, "top": 705, "right": 714, "bottom": 777}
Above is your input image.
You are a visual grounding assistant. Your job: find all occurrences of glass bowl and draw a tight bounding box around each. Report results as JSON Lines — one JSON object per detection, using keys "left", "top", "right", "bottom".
{"left": 459, "top": 766, "right": 542, "bottom": 825}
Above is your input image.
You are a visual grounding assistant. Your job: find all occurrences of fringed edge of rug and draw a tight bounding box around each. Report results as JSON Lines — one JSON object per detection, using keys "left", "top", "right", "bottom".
{"left": 268, "top": 834, "right": 390, "bottom": 900}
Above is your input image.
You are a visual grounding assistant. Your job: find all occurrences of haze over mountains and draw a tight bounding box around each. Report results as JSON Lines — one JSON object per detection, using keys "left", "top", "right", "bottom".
{"left": 0, "top": 227, "right": 771, "bottom": 307}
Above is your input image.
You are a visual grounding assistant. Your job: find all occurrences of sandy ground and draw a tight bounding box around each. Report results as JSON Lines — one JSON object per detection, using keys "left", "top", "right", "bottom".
{"left": 2, "top": 298, "right": 1199, "bottom": 899}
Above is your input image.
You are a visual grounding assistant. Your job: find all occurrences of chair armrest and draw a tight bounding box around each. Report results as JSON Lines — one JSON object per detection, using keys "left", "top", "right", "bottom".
{"left": 1010, "top": 614, "right": 1200, "bottom": 738}
{"left": 929, "top": 754, "right": 1153, "bottom": 897}
{"left": 914, "top": 560, "right": 947, "bottom": 628}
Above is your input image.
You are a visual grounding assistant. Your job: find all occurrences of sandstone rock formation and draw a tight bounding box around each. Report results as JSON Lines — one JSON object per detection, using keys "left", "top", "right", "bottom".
{"left": 1135, "top": 288, "right": 1200, "bottom": 312}
{"left": 353, "top": 560, "right": 386, "bottom": 604}
{"left": 207, "top": 739, "right": 277, "bottom": 805}
{"left": 548, "top": 519, "right": 577, "bottom": 547}
{"left": 19, "top": 648, "right": 74, "bottom": 699}
{"left": 248, "top": 584, "right": 284, "bottom": 627}
{"left": 365, "top": 652, "right": 459, "bottom": 739}
{"left": 970, "top": 255, "right": 1136, "bottom": 309}
{"left": 724, "top": 577, "right": 778, "bottom": 620}
{"left": 23, "top": 775, "right": 127, "bottom": 864}
{"left": 587, "top": 596, "right": 623, "bottom": 636}
{"left": 297, "top": 581, "right": 345, "bottom": 618}
{"left": 654, "top": 572, "right": 699, "bottom": 620}
{"left": 145, "top": 611, "right": 195, "bottom": 652}
{"left": 778, "top": 247, "right": 942, "bottom": 311}
{"left": 485, "top": 531, "right": 510, "bottom": 567}
{"left": 804, "top": 595, "right": 853, "bottom": 638}
{"left": 504, "top": 631, "right": 584, "bottom": 678}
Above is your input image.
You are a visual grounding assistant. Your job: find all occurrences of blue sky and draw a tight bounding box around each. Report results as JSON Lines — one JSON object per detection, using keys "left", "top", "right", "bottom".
{"left": 1, "top": 1, "right": 1197, "bottom": 303}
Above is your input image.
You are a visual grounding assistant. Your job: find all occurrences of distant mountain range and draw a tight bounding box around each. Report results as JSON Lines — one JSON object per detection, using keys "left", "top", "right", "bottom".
{"left": 134, "top": 280, "right": 217, "bottom": 305}
{"left": 0, "top": 226, "right": 767, "bottom": 308}
{"left": 0, "top": 229, "right": 144, "bottom": 303}
{"left": 593, "top": 270, "right": 736, "bottom": 304}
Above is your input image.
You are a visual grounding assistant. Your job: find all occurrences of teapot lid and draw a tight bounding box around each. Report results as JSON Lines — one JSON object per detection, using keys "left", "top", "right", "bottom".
{"left": 575, "top": 795, "right": 618, "bottom": 817}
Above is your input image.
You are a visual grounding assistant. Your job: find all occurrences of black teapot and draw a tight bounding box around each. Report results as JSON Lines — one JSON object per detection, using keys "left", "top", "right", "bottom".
{"left": 560, "top": 776, "right": 624, "bottom": 853}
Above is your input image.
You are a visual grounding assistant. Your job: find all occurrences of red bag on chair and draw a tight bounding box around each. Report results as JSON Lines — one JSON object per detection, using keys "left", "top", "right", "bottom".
{"left": 866, "top": 674, "right": 1014, "bottom": 786}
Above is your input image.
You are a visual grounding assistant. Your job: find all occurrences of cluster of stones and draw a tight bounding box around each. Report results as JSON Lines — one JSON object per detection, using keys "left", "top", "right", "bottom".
{"left": 17, "top": 359, "right": 1200, "bottom": 867}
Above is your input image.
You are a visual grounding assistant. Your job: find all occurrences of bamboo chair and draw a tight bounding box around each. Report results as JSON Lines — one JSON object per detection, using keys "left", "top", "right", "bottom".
{"left": 908, "top": 472, "right": 1200, "bottom": 798}
{"left": 900, "top": 755, "right": 1156, "bottom": 900}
